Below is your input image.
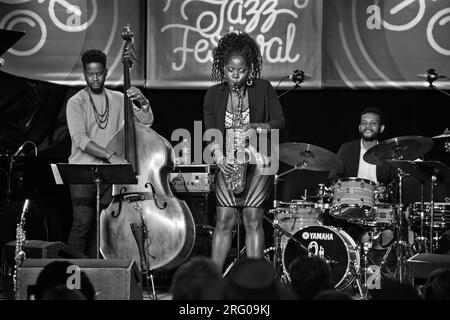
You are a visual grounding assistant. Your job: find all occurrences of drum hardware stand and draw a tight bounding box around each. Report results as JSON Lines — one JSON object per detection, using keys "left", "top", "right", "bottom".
{"left": 272, "top": 229, "right": 284, "bottom": 285}
{"left": 355, "top": 229, "right": 385, "bottom": 300}
{"left": 263, "top": 215, "right": 339, "bottom": 286}
{"left": 393, "top": 168, "right": 411, "bottom": 283}
{"left": 273, "top": 160, "right": 309, "bottom": 208}
{"left": 130, "top": 216, "right": 158, "bottom": 300}
{"left": 412, "top": 183, "right": 429, "bottom": 253}
{"left": 429, "top": 174, "right": 437, "bottom": 253}
{"left": 357, "top": 240, "right": 372, "bottom": 300}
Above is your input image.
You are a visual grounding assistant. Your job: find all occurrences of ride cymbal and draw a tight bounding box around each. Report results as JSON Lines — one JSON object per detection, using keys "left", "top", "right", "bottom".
{"left": 363, "top": 136, "right": 434, "bottom": 165}
{"left": 433, "top": 128, "right": 450, "bottom": 139}
{"left": 279, "top": 142, "right": 342, "bottom": 172}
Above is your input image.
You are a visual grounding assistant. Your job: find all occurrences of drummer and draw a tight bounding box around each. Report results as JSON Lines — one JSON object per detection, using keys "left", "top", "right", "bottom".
{"left": 328, "top": 107, "right": 397, "bottom": 246}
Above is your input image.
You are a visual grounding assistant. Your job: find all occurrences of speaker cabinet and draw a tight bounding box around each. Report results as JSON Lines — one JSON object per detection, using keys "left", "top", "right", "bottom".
{"left": 1, "top": 240, "right": 87, "bottom": 299}
{"left": 174, "top": 193, "right": 215, "bottom": 257}
{"left": 407, "top": 253, "right": 450, "bottom": 285}
{"left": 16, "top": 259, "right": 142, "bottom": 300}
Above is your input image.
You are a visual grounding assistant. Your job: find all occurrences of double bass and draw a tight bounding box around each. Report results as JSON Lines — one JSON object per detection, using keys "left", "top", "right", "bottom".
{"left": 100, "top": 26, "right": 195, "bottom": 271}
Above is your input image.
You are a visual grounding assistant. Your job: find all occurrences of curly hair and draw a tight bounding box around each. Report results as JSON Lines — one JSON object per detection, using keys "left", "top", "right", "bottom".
{"left": 81, "top": 49, "right": 107, "bottom": 69}
{"left": 211, "top": 32, "right": 262, "bottom": 84}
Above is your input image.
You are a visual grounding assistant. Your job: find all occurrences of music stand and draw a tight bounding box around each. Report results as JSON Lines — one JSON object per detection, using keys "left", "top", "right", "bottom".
{"left": 51, "top": 163, "right": 137, "bottom": 258}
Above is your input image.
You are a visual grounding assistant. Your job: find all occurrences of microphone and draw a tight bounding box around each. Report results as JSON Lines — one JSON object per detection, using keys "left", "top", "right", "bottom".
{"left": 288, "top": 69, "right": 311, "bottom": 83}
{"left": 417, "top": 68, "right": 448, "bottom": 84}
{"left": 13, "top": 143, "right": 27, "bottom": 157}
{"left": 12, "top": 141, "right": 38, "bottom": 157}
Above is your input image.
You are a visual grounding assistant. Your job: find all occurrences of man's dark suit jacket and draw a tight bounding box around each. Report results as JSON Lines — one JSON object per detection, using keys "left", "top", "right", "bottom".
{"left": 328, "top": 139, "right": 397, "bottom": 185}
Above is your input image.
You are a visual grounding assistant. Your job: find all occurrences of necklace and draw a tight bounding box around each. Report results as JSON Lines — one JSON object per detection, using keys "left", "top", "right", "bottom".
{"left": 228, "top": 87, "right": 247, "bottom": 125}
{"left": 87, "top": 90, "right": 109, "bottom": 129}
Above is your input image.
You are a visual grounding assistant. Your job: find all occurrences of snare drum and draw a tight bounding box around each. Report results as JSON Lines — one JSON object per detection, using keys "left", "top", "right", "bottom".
{"left": 282, "top": 225, "right": 360, "bottom": 290}
{"left": 270, "top": 201, "right": 322, "bottom": 249}
{"left": 410, "top": 202, "right": 450, "bottom": 231}
{"left": 331, "top": 177, "right": 376, "bottom": 221}
{"left": 363, "top": 203, "right": 395, "bottom": 229}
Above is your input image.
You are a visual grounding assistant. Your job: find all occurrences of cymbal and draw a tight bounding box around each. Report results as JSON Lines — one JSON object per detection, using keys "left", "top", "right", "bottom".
{"left": 433, "top": 128, "right": 450, "bottom": 139}
{"left": 279, "top": 142, "right": 342, "bottom": 172}
{"left": 363, "top": 136, "right": 434, "bottom": 165}
{"left": 386, "top": 160, "right": 450, "bottom": 182}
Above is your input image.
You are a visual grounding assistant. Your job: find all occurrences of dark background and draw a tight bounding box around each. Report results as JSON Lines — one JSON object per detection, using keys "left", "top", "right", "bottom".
{"left": 0, "top": 70, "right": 449, "bottom": 252}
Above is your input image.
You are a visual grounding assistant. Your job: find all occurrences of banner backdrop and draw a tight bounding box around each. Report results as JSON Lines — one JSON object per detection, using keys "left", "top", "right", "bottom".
{"left": 0, "top": 0, "right": 145, "bottom": 86}
{"left": 324, "top": 0, "right": 450, "bottom": 88}
{"left": 146, "top": 0, "right": 323, "bottom": 88}
{"left": 1, "top": 0, "right": 448, "bottom": 89}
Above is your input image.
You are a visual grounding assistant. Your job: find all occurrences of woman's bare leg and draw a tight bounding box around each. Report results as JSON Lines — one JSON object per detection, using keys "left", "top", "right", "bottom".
{"left": 211, "top": 206, "right": 238, "bottom": 270}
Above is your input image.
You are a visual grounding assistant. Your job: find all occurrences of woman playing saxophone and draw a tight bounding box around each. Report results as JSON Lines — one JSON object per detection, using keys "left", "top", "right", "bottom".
{"left": 203, "top": 31, "right": 285, "bottom": 271}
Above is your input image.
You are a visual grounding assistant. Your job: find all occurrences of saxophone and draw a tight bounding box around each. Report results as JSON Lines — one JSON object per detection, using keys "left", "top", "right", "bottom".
{"left": 13, "top": 199, "right": 29, "bottom": 299}
{"left": 224, "top": 84, "right": 248, "bottom": 194}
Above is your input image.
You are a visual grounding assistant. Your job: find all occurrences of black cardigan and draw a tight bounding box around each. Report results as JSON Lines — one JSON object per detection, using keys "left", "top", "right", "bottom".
{"left": 203, "top": 79, "right": 285, "bottom": 133}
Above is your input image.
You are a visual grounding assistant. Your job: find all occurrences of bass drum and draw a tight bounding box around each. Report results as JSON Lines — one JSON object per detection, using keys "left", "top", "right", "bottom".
{"left": 282, "top": 225, "right": 360, "bottom": 290}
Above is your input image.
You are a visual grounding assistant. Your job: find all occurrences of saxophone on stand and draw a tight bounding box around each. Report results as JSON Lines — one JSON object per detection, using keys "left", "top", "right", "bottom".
{"left": 224, "top": 84, "right": 248, "bottom": 194}
{"left": 13, "top": 199, "right": 30, "bottom": 299}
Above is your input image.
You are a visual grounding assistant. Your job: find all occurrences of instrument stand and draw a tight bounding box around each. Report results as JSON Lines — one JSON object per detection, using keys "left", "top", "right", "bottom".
{"left": 130, "top": 222, "right": 157, "bottom": 300}
{"left": 51, "top": 163, "right": 137, "bottom": 259}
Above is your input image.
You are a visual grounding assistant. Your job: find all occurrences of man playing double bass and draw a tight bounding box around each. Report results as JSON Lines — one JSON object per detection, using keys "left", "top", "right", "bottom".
{"left": 66, "top": 49, "right": 154, "bottom": 258}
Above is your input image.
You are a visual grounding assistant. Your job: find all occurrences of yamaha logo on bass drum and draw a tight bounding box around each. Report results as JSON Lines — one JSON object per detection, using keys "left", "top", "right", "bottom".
{"left": 302, "top": 232, "right": 334, "bottom": 241}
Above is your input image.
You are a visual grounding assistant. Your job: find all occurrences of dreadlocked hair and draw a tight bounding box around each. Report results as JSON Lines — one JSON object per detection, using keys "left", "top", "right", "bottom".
{"left": 211, "top": 32, "right": 262, "bottom": 84}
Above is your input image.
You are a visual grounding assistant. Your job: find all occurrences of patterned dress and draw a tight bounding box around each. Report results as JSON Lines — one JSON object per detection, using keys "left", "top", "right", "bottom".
{"left": 215, "top": 92, "right": 273, "bottom": 208}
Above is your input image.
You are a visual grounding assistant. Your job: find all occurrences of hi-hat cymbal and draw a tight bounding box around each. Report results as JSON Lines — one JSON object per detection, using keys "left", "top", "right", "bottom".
{"left": 433, "top": 128, "right": 450, "bottom": 139}
{"left": 279, "top": 142, "right": 342, "bottom": 172}
{"left": 363, "top": 136, "right": 434, "bottom": 165}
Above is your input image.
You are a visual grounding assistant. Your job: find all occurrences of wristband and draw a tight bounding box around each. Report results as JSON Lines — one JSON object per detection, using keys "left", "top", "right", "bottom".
{"left": 106, "top": 151, "right": 116, "bottom": 162}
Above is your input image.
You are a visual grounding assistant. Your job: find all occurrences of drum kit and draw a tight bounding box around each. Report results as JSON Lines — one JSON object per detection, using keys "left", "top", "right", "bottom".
{"left": 267, "top": 131, "right": 450, "bottom": 298}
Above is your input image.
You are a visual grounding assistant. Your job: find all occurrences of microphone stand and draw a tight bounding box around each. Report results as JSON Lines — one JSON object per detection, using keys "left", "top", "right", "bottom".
{"left": 425, "top": 70, "right": 450, "bottom": 98}
{"left": 428, "top": 83, "right": 450, "bottom": 98}
{"left": 278, "top": 71, "right": 308, "bottom": 98}
{"left": 278, "top": 80, "right": 302, "bottom": 99}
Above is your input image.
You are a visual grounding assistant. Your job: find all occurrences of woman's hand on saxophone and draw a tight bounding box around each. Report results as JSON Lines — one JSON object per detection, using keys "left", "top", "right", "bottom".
{"left": 242, "top": 123, "right": 257, "bottom": 141}
{"left": 214, "top": 151, "right": 235, "bottom": 175}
